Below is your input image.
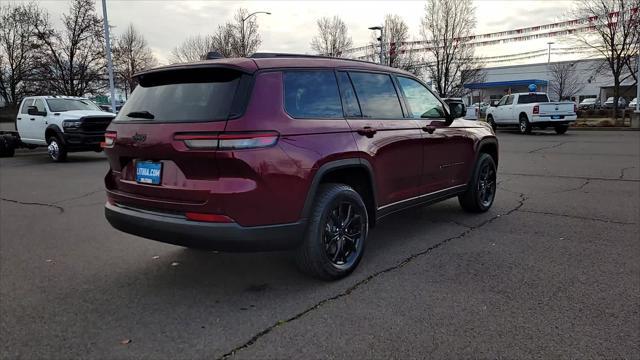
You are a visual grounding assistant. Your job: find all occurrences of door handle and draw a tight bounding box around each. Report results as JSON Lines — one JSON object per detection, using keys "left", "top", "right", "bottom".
{"left": 30, "top": 118, "right": 35, "bottom": 121}
{"left": 357, "top": 126, "right": 377, "bottom": 138}
{"left": 17, "top": 117, "right": 21, "bottom": 120}
{"left": 422, "top": 125, "right": 436, "bottom": 134}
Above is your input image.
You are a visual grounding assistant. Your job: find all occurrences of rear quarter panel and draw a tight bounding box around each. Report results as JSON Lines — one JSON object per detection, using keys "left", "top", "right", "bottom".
{"left": 222, "top": 71, "right": 359, "bottom": 226}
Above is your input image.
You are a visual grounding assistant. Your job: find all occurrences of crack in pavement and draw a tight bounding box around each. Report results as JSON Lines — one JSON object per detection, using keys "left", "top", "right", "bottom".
{"left": 0, "top": 197, "right": 64, "bottom": 213}
{"left": 517, "top": 209, "right": 637, "bottom": 225}
{"left": 218, "top": 193, "right": 527, "bottom": 360}
{"left": 528, "top": 141, "right": 567, "bottom": 153}
{"left": 501, "top": 172, "right": 640, "bottom": 183}
{"left": 550, "top": 179, "right": 590, "bottom": 194}
{"left": 619, "top": 166, "right": 635, "bottom": 180}
{"left": 53, "top": 189, "right": 103, "bottom": 204}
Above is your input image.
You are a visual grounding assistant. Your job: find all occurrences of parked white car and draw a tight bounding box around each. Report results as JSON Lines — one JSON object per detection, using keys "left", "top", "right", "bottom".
{"left": 628, "top": 97, "right": 637, "bottom": 109}
{"left": 485, "top": 92, "right": 577, "bottom": 134}
{"left": 603, "top": 97, "right": 627, "bottom": 109}
{"left": 15, "top": 96, "right": 115, "bottom": 161}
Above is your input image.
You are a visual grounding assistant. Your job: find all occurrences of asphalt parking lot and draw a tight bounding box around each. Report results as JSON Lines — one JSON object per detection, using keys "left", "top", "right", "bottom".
{"left": 1, "top": 130, "right": 639, "bottom": 359}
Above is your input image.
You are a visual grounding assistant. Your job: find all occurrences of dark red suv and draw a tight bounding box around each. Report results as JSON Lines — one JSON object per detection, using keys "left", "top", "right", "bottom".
{"left": 103, "top": 53, "right": 498, "bottom": 280}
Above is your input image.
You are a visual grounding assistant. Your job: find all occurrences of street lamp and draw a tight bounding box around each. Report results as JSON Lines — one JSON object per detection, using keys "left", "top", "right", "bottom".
{"left": 369, "top": 26, "right": 384, "bottom": 65}
{"left": 241, "top": 11, "right": 271, "bottom": 57}
{"left": 545, "top": 41, "right": 554, "bottom": 93}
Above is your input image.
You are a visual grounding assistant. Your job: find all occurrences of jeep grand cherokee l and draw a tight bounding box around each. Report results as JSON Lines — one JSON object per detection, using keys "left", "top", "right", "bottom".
{"left": 103, "top": 53, "right": 498, "bottom": 280}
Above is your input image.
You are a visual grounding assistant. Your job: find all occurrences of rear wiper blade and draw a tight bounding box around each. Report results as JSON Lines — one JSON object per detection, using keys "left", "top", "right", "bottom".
{"left": 126, "top": 110, "right": 155, "bottom": 119}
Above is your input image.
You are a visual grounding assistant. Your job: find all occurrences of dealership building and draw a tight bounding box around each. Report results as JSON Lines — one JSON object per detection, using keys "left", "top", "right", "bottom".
{"left": 463, "top": 58, "right": 638, "bottom": 105}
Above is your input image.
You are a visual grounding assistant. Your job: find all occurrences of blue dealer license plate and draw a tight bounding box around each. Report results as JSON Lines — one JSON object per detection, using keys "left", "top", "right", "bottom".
{"left": 136, "top": 161, "right": 162, "bottom": 185}
{"left": 551, "top": 115, "right": 561, "bottom": 119}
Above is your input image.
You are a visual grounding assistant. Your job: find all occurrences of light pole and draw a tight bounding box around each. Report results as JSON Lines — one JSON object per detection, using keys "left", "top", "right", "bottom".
{"left": 241, "top": 11, "right": 270, "bottom": 57}
{"left": 545, "top": 41, "right": 554, "bottom": 93}
{"left": 101, "top": 0, "right": 116, "bottom": 113}
{"left": 369, "top": 26, "right": 384, "bottom": 65}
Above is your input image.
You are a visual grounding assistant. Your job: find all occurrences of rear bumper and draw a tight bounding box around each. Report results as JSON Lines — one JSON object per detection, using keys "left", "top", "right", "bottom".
{"left": 531, "top": 114, "right": 576, "bottom": 124}
{"left": 104, "top": 203, "right": 305, "bottom": 252}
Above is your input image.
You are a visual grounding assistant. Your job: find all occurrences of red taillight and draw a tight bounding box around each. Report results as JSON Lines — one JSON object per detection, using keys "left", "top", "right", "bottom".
{"left": 533, "top": 105, "right": 539, "bottom": 114}
{"left": 185, "top": 212, "right": 234, "bottom": 223}
{"left": 101, "top": 131, "right": 117, "bottom": 148}
{"left": 174, "top": 132, "right": 279, "bottom": 150}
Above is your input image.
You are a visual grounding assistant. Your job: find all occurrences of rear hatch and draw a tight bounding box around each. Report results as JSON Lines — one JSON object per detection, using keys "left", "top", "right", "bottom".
{"left": 104, "top": 66, "right": 254, "bottom": 213}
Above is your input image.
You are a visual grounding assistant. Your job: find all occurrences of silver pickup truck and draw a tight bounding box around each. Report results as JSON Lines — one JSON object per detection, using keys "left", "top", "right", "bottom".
{"left": 486, "top": 92, "right": 577, "bottom": 134}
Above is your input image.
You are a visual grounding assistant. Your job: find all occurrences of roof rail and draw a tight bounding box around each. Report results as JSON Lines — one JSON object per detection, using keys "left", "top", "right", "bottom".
{"left": 250, "top": 52, "right": 379, "bottom": 66}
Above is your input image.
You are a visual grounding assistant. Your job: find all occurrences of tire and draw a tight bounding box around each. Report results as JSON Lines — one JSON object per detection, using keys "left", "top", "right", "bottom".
{"left": 554, "top": 125, "right": 568, "bottom": 134}
{"left": 0, "top": 135, "right": 15, "bottom": 157}
{"left": 486, "top": 115, "right": 497, "bottom": 131}
{"left": 519, "top": 114, "right": 532, "bottom": 134}
{"left": 295, "top": 183, "right": 369, "bottom": 280}
{"left": 458, "top": 153, "right": 497, "bottom": 213}
{"left": 47, "top": 136, "right": 67, "bottom": 162}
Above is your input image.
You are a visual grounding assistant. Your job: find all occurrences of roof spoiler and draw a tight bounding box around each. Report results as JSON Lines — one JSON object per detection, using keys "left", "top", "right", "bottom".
{"left": 205, "top": 51, "right": 225, "bottom": 60}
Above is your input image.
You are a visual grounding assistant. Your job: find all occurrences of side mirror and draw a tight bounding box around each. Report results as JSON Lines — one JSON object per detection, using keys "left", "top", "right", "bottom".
{"left": 449, "top": 103, "right": 466, "bottom": 119}
{"left": 27, "top": 106, "right": 45, "bottom": 116}
{"left": 490, "top": 100, "right": 499, "bottom": 107}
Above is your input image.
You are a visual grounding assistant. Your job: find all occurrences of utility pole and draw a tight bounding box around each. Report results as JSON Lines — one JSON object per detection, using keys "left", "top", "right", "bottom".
{"left": 101, "top": 0, "right": 116, "bottom": 113}
{"left": 368, "top": 26, "right": 384, "bottom": 65}
{"left": 636, "top": 51, "right": 639, "bottom": 113}
{"left": 240, "top": 11, "right": 270, "bottom": 57}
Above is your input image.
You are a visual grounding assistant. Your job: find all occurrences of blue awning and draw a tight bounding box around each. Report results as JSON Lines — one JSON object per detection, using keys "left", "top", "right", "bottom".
{"left": 464, "top": 79, "right": 549, "bottom": 89}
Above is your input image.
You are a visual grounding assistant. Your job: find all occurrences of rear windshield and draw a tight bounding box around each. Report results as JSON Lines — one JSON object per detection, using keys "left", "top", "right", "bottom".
{"left": 517, "top": 94, "right": 549, "bottom": 104}
{"left": 115, "top": 68, "right": 244, "bottom": 122}
{"left": 46, "top": 99, "right": 101, "bottom": 112}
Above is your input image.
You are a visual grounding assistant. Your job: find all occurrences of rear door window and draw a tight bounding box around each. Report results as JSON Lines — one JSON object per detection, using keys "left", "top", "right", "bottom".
{"left": 283, "top": 71, "right": 343, "bottom": 118}
{"left": 115, "top": 68, "right": 245, "bottom": 122}
{"left": 348, "top": 72, "right": 403, "bottom": 119}
{"left": 518, "top": 94, "right": 549, "bottom": 104}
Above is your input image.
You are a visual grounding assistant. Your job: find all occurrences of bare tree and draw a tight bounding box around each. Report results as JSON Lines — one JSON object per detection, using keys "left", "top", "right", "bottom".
{"left": 574, "top": 0, "right": 640, "bottom": 118}
{"left": 34, "top": 0, "right": 106, "bottom": 96}
{"left": 420, "top": 0, "right": 480, "bottom": 97}
{"left": 548, "top": 63, "right": 585, "bottom": 101}
{"left": 231, "top": 8, "right": 263, "bottom": 57}
{"left": 170, "top": 35, "right": 213, "bottom": 63}
{"left": 113, "top": 24, "right": 157, "bottom": 97}
{"left": 0, "top": 2, "right": 44, "bottom": 107}
{"left": 310, "top": 16, "right": 353, "bottom": 57}
{"left": 211, "top": 23, "right": 235, "bottom": 58}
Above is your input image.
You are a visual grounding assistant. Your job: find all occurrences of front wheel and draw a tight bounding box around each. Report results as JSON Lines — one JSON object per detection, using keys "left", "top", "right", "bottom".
{"left": 459, "top": 153, "right": 497, "bottom": 213}
{"left": 47, "top": 136, "right": 67, "bottom": 162}
{"left": 487, "top": 115, "right": 497, "bottom": 131}
{"left": 554, "top": 125, "right": 568, "bottom": 134}
{"left": 295, "top": 183, "right": 368, "bottom": 280}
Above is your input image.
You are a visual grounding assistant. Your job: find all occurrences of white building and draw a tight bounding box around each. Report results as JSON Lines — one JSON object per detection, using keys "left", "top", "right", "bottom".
{"left": 463, "top": 58, "right": 637, "bottom": 105}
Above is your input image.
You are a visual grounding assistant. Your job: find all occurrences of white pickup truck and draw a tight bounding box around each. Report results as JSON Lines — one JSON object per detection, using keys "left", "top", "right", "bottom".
{"left": 485, "top": 92, "right": 577, "bottom": 134}
{"left": 0, "top": 96, "right": 115, "bottom": 161}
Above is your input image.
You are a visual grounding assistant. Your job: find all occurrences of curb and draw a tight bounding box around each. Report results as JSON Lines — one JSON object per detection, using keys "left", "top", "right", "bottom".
{"left": 569, "top": 127, "right": 640, "bottom": 131}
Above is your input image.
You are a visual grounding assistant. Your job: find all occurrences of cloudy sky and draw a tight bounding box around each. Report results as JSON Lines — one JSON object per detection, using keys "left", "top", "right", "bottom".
{"left": 38, "top": 0, "right": 580, "bottom": 65}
